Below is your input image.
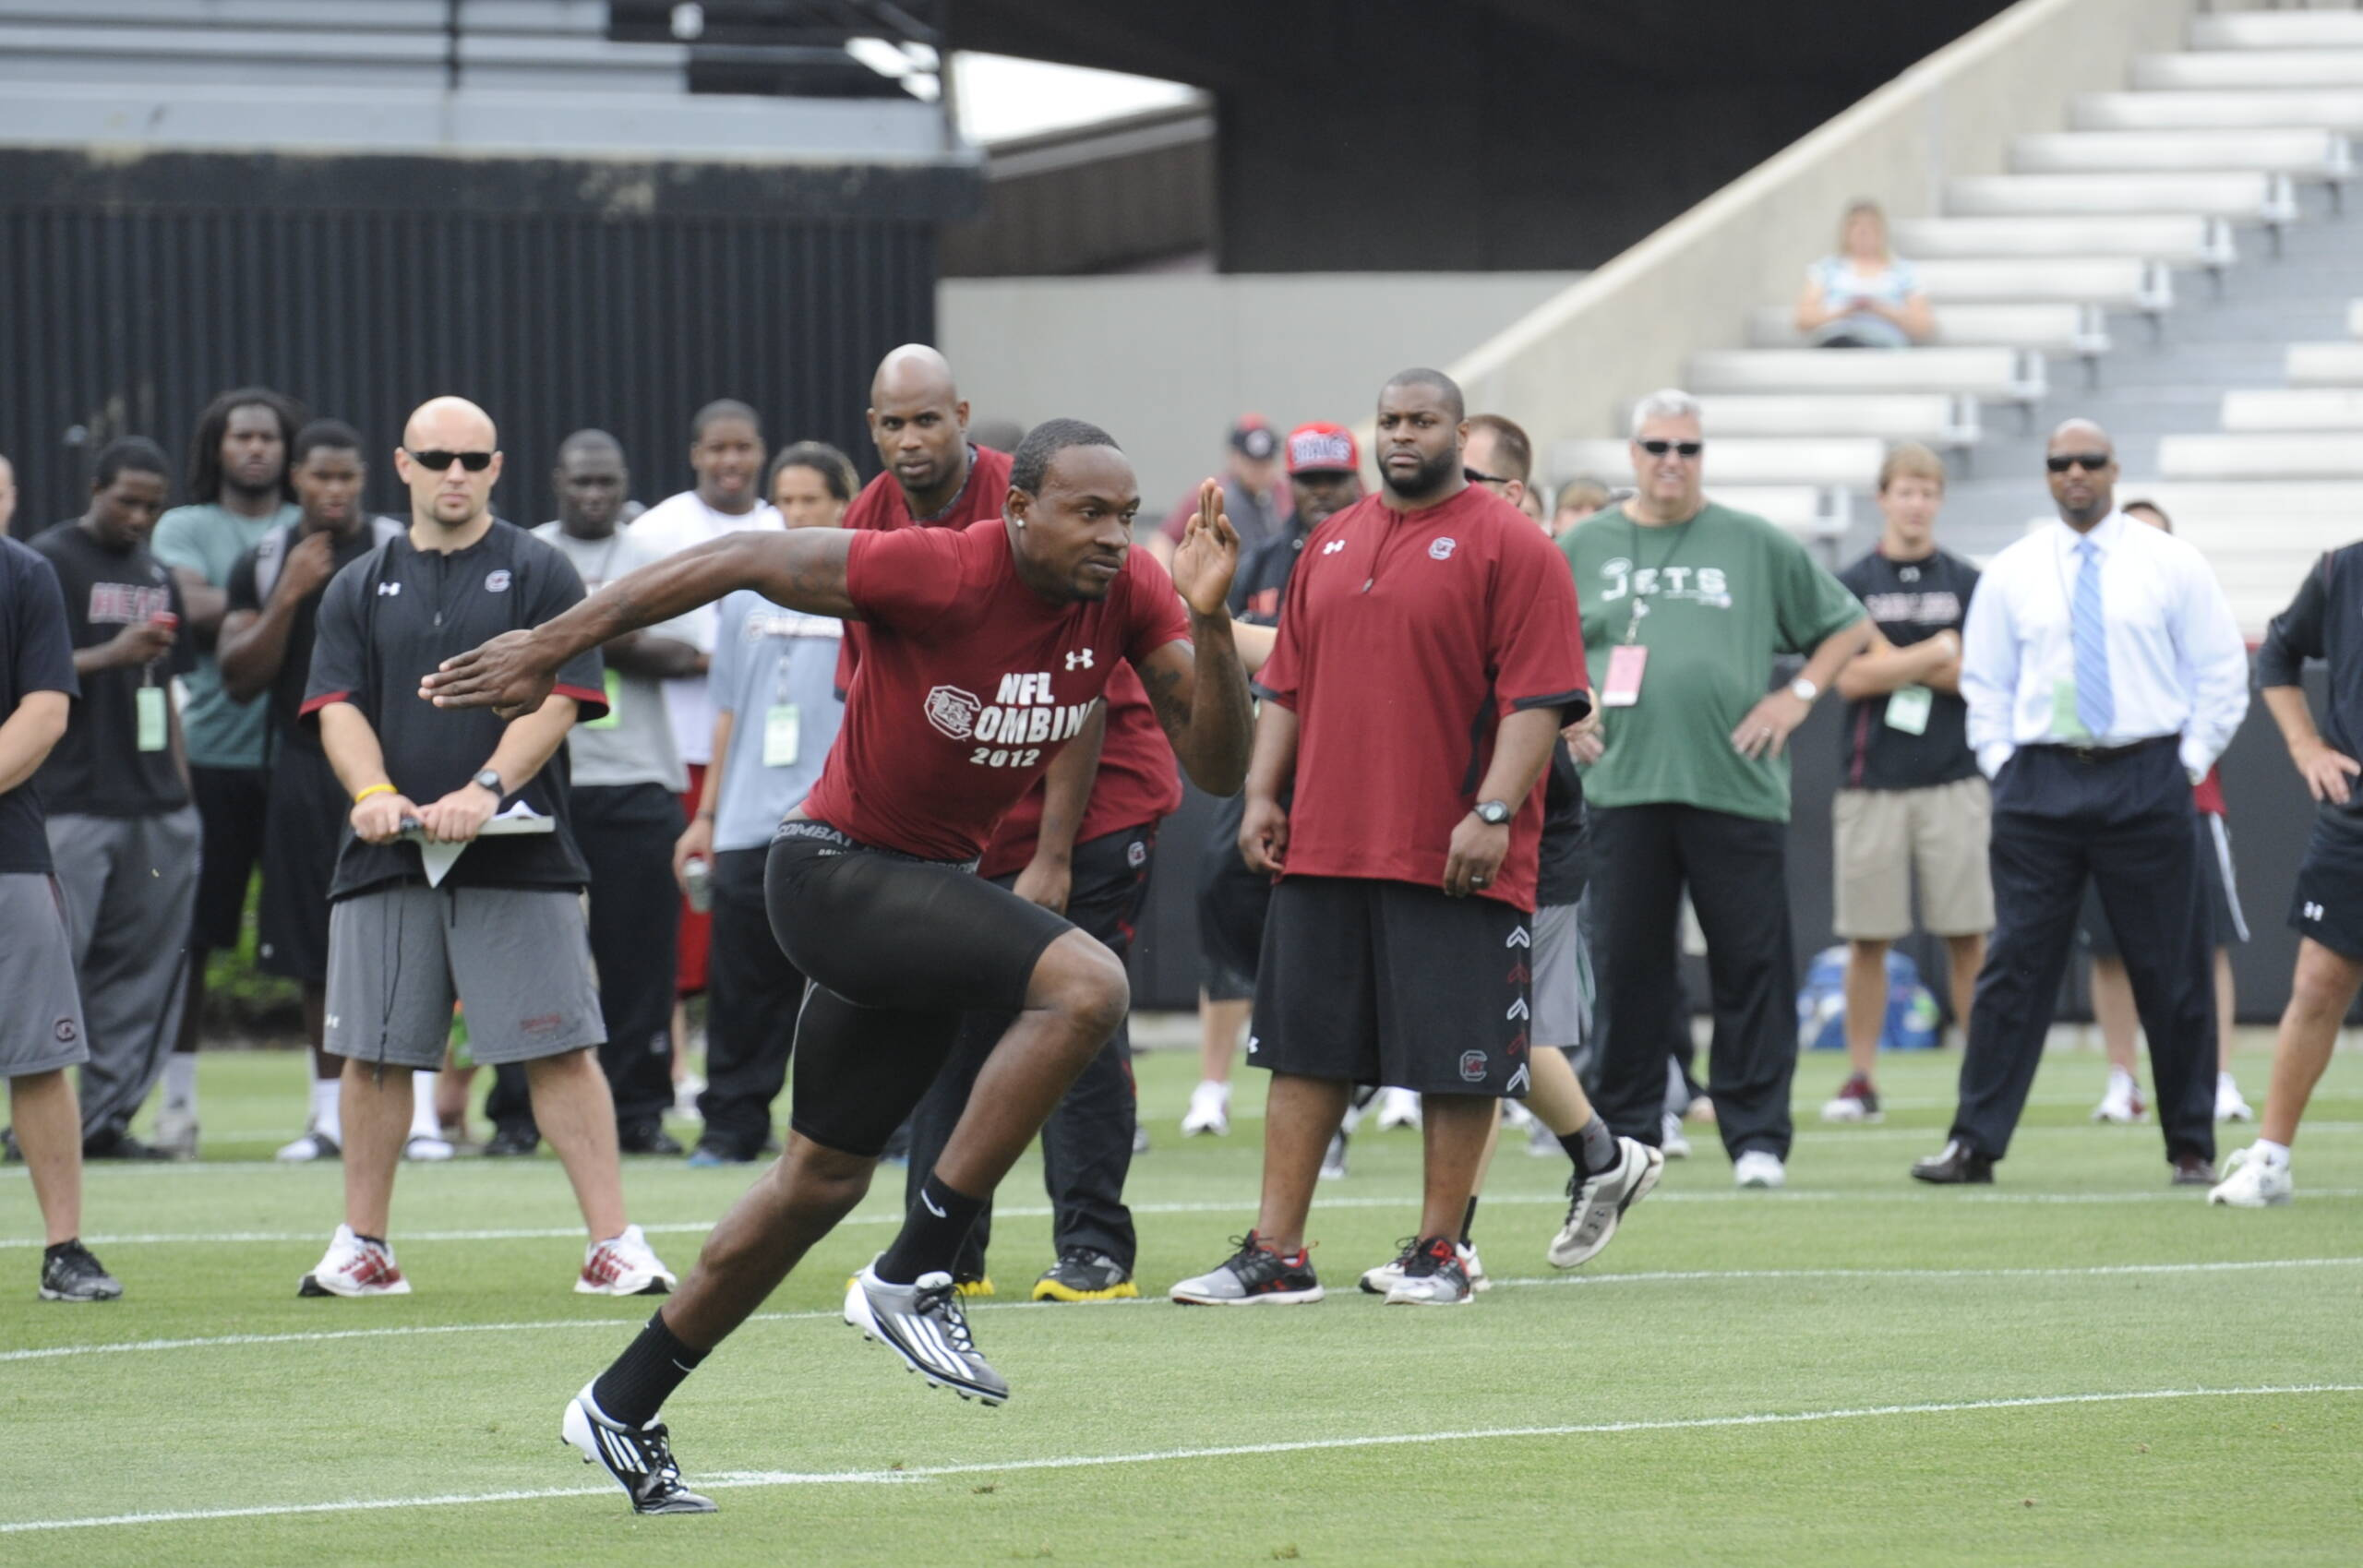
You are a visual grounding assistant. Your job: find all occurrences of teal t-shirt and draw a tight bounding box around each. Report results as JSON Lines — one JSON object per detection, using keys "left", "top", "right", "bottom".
{"left": 150, "top": 500, "right": 301, "bottom": 769}
{"left": 1558, "top": 500, "right": 1865, "bottom": 821}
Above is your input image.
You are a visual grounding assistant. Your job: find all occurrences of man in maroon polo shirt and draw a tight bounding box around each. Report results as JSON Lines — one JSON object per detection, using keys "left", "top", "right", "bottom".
{"left": 1170, "top": 368, "right": 1590, "bottom": 1309}
{"left": 846, "top": 345, "right": 1183, "bottom": 1303}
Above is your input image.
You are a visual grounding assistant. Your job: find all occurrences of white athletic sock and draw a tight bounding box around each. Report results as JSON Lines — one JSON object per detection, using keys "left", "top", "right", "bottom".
{"left": 1198, "top": 1080, "right": 1230, "bottom": 1103}
{"left": 2218, "top": 1071, "right": 2239, "bottom": 1089}
{"left": 2254, "top": 1139, "right": 2291, "bottom": 1169}
{"left": 311, "top": 1077, "right": 342, "bottom": 1143}
{"left": 408, "top": 1071, "right": 441, "bottom": 1140}
{"left": 163, "top": 1053, "right": 198, "bottom": 1113}
{"left": 2106, "top": 1067, "right": 2137, "bottom": 1088}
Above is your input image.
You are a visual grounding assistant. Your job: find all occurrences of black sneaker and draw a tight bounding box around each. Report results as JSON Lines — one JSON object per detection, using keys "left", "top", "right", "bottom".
{"left": 1169, "top": 1231, "right": 1325, "bottom": 1305}
{"left": 618, "top": 1122, "right": 685, "bottom": 1157}
{"left": 1031, "top": 1248, "right": 1139, "bottom": 1302}
{"left": 483, "top": 1124, "right": 541, "bottom": 1158}
{"left": 82, "top": 1130, "right": 172, "bottom": 1161}
{"left": 1382, "top": 1235, "right": 1472, "bottom": 1306}
{"left": 561, "top": 1383, "right": 716, "bottom": 1514}
{"left": 40, "top": 1240, "right": 123, "bottom": 1302}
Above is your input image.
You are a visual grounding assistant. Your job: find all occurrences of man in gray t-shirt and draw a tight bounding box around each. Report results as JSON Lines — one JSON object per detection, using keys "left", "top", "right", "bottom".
{"left": 513, "top": 431, "right": 704, "bottom": 1155}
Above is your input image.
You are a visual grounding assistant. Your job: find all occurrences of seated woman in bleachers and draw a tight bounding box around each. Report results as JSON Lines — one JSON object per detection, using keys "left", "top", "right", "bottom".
{"left": 1794, "top": 200, "right": 1933, "bottom": 350}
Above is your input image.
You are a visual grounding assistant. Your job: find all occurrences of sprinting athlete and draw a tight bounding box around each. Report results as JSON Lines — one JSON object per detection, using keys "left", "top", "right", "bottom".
{"left": 423, "top": 418, "right": 1252, "bottom": 1514}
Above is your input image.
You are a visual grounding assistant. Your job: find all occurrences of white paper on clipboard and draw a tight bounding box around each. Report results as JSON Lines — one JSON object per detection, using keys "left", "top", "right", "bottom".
{"left": 399, "top": 801, "right": 555, "bottom": 887}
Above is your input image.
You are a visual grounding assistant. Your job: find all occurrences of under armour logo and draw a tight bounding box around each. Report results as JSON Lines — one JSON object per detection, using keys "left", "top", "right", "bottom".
{"left": 1322, "top": 539, "right": 1347, "bottom": 555}
{"left": 1066, "top": 649, "right": 1094, "bottom": 671}
{"left": 2304, "top": 902, "right": 2326, "bottom": 922}
{"left": 1245, "top": 1035, "right": 1260, "bottom": 1056}
{"left": 376, "top": 581, "right": 402, "bottom": 596}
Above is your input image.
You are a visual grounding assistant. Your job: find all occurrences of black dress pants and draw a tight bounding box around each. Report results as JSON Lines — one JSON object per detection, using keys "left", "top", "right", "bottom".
{"left": 1951, "top": 741, "right": 2214, "bottom": 1165}
{"left": 903, "top": 824, "right": 1156, "bottom": 1277}
{"left": 486, "top": 784, "right": 680, "bottom": 1138}
{"left": 695, "top": 844, "right": 809, "bottom": 1159}
{"left": 1589, "top": 802, "right": 1798, "bottom": 1161}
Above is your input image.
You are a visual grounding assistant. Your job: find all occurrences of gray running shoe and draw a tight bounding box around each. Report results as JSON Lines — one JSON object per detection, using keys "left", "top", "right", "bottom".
{"left": 845, "top": 1262, "right": 1009, "bottom": 1405}
{"left": 1550, "top": 1136, "right": 1663, "bottom": 1269}
{"left": 1381, "top": 1236, "right": 1471, "bottom": 1306}
{"left": 39, "top": 1240, "right": 123, "bottom": 1302}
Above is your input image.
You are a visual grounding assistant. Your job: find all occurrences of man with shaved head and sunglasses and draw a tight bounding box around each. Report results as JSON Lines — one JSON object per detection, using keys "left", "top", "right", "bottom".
{"left": 1914, "top": 420, "right": 2249, "bottom": 1189}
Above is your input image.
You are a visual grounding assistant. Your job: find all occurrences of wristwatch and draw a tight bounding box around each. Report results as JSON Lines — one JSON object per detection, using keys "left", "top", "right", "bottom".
{"left": 471, "top": 768, "right": 505, "bottom": 797}
{"left": 1789, "top": 677, "right": 1819, "bottom": 704}
{"left": 1474, "top": 799, "right": 1513, "bottom": 826}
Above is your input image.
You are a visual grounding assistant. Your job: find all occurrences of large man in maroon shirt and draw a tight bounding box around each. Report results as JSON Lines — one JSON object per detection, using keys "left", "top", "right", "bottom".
{"left": 427, "top": 416, "right": 1251, "bottom": 1511}
{"left": 846, "top": 346, "right": 1180, "bottom": 1304}
{"left": 1170, "top": 369, "right": 1589, "bottom": 1309}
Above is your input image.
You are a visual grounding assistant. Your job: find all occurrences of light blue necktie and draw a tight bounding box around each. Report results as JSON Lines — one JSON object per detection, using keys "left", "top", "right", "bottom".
{"left": 2070, "top": 537, "right": 2114, "bottom": 739}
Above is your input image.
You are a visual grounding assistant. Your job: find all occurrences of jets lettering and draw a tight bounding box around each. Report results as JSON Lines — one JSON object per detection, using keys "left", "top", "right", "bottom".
{"left": 1598, "top": 557, "right": 1729, "bottom": 605}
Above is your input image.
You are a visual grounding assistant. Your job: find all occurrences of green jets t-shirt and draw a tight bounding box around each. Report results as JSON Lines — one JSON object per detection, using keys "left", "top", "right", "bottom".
{"left": 150, "top": 500, "right": 301, "bottom": 769}
{"left": 1558, "top": 500, "right": 1864, "bottom": 822}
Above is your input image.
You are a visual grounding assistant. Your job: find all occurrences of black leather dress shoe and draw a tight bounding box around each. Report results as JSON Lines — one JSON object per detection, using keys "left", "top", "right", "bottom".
{"left": 1910, "top": 1139, "right": 1996, "bottom": 1185}
{"left": 2170, "top": 1154, "right": 2218, "bottom": 1187}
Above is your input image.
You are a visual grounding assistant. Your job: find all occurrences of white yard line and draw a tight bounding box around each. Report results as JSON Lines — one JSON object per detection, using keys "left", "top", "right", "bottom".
{"left": 8, "top": 1256, "right": 2357, "bottom": 1365}
{"left": 4, "top": 1382, "right": 2356, "bottom": 1535}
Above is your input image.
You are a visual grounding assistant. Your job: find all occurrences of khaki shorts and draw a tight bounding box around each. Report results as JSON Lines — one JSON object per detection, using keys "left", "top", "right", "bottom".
{"left": 1832, "top": 776, "right": 1996, "bottom": 940}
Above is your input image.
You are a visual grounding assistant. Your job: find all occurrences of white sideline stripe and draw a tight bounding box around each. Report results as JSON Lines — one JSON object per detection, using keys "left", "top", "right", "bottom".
{"left": 7, "top": 1182, "right": 2361, "bottom": 1252}
{"left": 7, "top": 1256, "right": 2357, "bottom": 1366}
{"left": 5, "top": 1382, "right": 2357, "bottom": 1535}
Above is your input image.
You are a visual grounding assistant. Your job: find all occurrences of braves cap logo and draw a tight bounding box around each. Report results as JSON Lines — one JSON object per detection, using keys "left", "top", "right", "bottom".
{"left": 923, "top": 685, "right": 983, "bottom": 740}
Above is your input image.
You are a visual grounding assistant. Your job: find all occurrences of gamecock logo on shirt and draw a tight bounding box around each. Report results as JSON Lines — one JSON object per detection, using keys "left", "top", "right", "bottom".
{"left": 923, "top": 685, "right": 984, "bottom": 740}
{"left": 1429, "top": 537, "right": 1457, "bottom": 560}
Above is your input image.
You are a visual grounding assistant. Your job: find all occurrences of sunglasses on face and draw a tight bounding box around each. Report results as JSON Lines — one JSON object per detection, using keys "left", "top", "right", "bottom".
{"left": 2045, "top": 452, "right": 2111, "bottom": 474}
{"left": 405, "top": 448, "right": 495, "bottom": 473}
{"left": 1466, "top": 468, "right": 1512, "bottom": 487}
{"left": 1637, "top": 440, "right": 1703, "bottom": 458}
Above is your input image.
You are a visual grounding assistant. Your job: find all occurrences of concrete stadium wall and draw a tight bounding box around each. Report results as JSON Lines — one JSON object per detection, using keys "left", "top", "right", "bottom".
{"left": 936, "top": 272, "right": 1577, "bottom": 516}
{"left": 1448, "top": 0, "right": 2201, "bottom": 448}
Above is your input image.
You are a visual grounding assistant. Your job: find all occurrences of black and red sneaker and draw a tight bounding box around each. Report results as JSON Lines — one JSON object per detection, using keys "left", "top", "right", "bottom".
{"left": 1169, "top": 1230, "right": 1324, "bottom": 1305}
{"left": 1382, "top": 1235, "right": 1472, "bottom": 1306}
{"left": 1819, "top": 1072, "right": 1883, "bottom": 1124}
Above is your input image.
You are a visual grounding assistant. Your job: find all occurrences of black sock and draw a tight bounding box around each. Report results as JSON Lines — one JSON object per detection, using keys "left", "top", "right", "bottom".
{"left": 354, "top": 1233, "right": 387, "bottom": 1250}
{"left": 1561, "top": 1115, "right": 1617, "bottom": 1179}
{"left": 592, "top": 1311, "right": 708, "bottom": 1429}
{"left": 875, "top": 1171, "right": 988, "bottom": 1286}
{"left": 1458, "top": 1195, "right": 1480, "bottom": 1246}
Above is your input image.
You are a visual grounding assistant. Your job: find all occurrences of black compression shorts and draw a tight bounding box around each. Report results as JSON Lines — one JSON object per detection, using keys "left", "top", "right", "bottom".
{"left": 764, "top": 820, "right": 1075, "bottom": 1157}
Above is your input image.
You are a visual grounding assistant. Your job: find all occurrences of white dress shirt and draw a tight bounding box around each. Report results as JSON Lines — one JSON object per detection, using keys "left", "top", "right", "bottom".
{"left": 630, "top": 490, "right": 784, "bottom": 766}
{"left": 1961, "top": 509, "right": 2249, "bottom": 783}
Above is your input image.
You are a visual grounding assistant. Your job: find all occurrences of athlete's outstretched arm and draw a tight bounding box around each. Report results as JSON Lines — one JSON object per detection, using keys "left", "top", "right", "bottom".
{"left": 1140, "top": 480, "right": 1254, "bottom": 795}
{"left": 422, "top": 529, "right": 858, "bottom": 719}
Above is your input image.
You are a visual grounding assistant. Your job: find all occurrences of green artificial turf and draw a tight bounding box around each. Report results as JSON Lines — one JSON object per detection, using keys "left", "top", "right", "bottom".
{"left": 3, "top": 1036, "right": 2357, "bottom": 1565}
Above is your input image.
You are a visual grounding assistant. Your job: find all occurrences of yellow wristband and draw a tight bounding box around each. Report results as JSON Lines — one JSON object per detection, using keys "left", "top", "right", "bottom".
{"left": 354, "top": 783, "right": 396, "bottom": 804}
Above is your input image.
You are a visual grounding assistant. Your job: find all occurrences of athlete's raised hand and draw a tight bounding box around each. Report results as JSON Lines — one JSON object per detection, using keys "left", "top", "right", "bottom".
{"left": 1170, "top": 477, "right": 1241, "bottom": 618}
{"left": 422, "top": 628, "right": 557, "bottom": 721}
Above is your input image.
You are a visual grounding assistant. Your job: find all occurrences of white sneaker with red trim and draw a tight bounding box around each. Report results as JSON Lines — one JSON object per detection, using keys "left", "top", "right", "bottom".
{"left": 298, "top": 1224, "right": 411, "bottom": 1298}
{"left": 578, "top": 1224, "right": 677, "bottom": 1296}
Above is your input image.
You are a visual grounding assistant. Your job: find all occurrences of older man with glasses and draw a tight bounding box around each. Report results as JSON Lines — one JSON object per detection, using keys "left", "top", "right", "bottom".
{"left": 1558, "top": 389, "right": 1871, "bottom": 1191}
{"left": 1913, "top": 421, "right": 2248, "bottom": 1189}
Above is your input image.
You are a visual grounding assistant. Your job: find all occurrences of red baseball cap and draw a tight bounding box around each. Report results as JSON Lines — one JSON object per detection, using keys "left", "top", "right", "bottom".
{"left": 1285, "top": 422, "right": 1359, "bottom": 476}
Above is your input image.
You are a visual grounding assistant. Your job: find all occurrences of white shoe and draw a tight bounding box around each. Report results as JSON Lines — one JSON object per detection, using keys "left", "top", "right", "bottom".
{"left": 402, "top": 1133, "right": 455, "bottom": 1162}
{"left": 1733, "top": 1150, "right": 1786, "bottom": 1190}
{"left": 2093, "top": 1070, "right": 2146, "bottom": 1124}
{"left": 1551, "top": 1137, "right": 1664, "bottom": 1269}
{"left": 2207, "top": 1146, "right": 2293, "bottom": 1208}
{"left": 1374, "top": 1087, "right": 1422, "bottom": 1132}
{"left": 1359, "top": 1239, "right": 1484, "bottom": 1299}
{"left": 1181, "top": 1080, "right": 1231, "bottom": 1137}
{"left": 1659, "top": 1110, "right": 1692, "bottom": 1160}
{"left": 2214, "top": 1074, "right": 2254, "bottom": 1123}
{"left": 578, "top": 1224, "right": 678, "bottom": 1296}
{"left": 276, "top": 1128, "right": 342, "bottom": 1163}
{"left": 1460, "top": 1241, "right": 1490, "bottom": 1293}
{"left": 153, "top": 1107, "right": 199, "bottom": 1160}
{"left": 673, "top": 1074, "right": 706, "bottom": 1122}
{"left": 297, "top": 1224, "right": 411, "bottom": 1297}
{"left": 1500, "top": 1098, "right": 1539, "bottom": 1132}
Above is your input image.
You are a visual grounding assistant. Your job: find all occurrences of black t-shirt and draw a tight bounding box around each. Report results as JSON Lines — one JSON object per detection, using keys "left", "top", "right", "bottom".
{"left": 226, "top": 521, "right": 392, "bottom": 759}
{"left": 302, "top": 521, "right": 608, "bottom": 900}
{"left": 1837, "top": 547, "right": 1980, "bottom": 791}
{"left": 1535, "top": 744, "right": 1587, "bottom": 908}
{"left": 2259, "top": 543, "right": 2363, "bottom": 844}
{"left": 0, "top": 538, "right": 80, "bottom": 871}
{"left": 1230, "top": 526, "right": 1310, "bottom": 626}
{"left": 29, "top": 521, "right": 194, "bottom": 818}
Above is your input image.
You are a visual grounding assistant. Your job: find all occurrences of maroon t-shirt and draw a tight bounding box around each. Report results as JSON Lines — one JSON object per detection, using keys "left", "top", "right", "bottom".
{"left": 1255, "top": 484, "right": 1589, "bottom": 912}
{"left": 840, "top": 446, "right": 1182, "bottom": 874}
{"left": 804, "top": 521, "right": 1190, "bottom": 862}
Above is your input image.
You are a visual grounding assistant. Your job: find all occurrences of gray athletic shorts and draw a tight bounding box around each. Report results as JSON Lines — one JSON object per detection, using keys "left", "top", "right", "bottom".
{"left": 1532, "top": 900, "right": 1589, "bottom": 1051}
{"left": 324, "top": 883, "right": 605, "bottom": 1069}
{"left": 0, "top": 872, "right": 89, "bottom": 1076}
